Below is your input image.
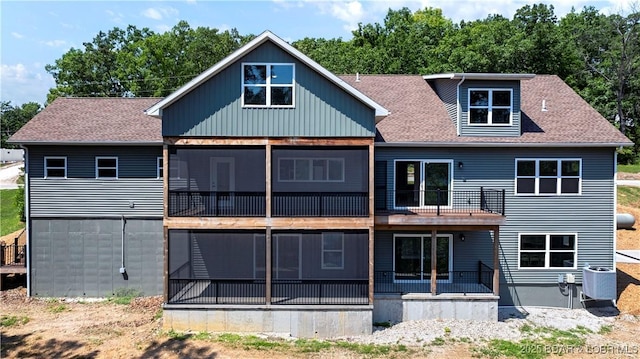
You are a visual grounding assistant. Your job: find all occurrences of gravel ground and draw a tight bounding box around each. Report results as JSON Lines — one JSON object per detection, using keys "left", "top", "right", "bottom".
{"left": 340, "top": 306, "right": 619, "bottom": 346}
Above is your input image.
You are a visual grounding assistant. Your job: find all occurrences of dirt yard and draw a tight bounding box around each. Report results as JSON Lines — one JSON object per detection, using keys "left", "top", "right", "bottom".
{"left": 1, "top": 186, "right": 639, "bottom": 358}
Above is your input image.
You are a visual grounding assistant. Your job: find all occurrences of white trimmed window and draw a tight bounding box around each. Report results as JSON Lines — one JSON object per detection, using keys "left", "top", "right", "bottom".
{"left": 322, "top": 232, "right": 344, "bottom": 269}
{"left": 515, "top": 159, "right": 581, "bottom": 195}
{"left": 468, "top": 88, "right": 512, "bottom": 125}
{"left": 157, "top": 157, "right": 163, "bottom": 179}
{"left": 44, "top": 157, "right": 67, "bottom": 178}
{"left": 96, "top": 157, "right": 118, "bottom": 179}
{"left": 278, "top": 158, "right": 344, "bottom": 182}
{"left": 519, "top": 234, "right": 577, "bottom": 269}
{"left": 242, "top": 63, "right": 294, "bottom": 107}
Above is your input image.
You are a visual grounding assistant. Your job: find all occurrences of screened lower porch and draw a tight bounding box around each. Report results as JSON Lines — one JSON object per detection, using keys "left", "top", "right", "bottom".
{"left": 168, "top": 230, "right": 369, "bottom": 305}
{"left": 373, "top": 229, "right": 500, "bottom": 296}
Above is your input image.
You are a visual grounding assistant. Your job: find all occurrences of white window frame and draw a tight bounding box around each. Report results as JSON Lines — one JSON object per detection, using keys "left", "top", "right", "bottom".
{"left": 468, "top": 88, "right": 513, "bottom": 126}
{"left": 157, "top": 157, "right": 163, "bottom": 179}
{"left": 392, "top": 233, "right": 453, "bottom": 283}
{"left": 95, "top": 156, "right": 118, "bottom": 179}
{"left": 321, "top": 232, "right": 344, "bottom": 270}
{"left": 241, "top": 62, "right": 295, "bottom": 108}
{"left": 392, "top": 159, "right": 454, "bottom": 209}
{"left": 515, "top": 158, "right": 582, "bottom": 196}
{"left": 44, "top": 156, "right": 67, "bottom": 179}
{"left": 518, "top": 233, "right": 578, "bottom": 270}
{"left": 278, "top": 157, "right": 345, "bottom": 182}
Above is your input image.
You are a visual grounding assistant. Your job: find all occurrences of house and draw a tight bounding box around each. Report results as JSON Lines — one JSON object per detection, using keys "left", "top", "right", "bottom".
{"left": 9, "top": 31, "right": 632, "bottom": 338}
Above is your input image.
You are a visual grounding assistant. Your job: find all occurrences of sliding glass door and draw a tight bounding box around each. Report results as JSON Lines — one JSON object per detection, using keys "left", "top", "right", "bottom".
{"left": 393, "top": 234, "right": 452, "bottom": 282}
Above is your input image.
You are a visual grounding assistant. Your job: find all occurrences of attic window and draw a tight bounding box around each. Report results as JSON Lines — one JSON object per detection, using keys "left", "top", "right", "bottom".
{"left": 468, "top": 89, "right": 512, "bottom": 125}
{"left": 242, "top": 63, "right": 294, "bottom": 107}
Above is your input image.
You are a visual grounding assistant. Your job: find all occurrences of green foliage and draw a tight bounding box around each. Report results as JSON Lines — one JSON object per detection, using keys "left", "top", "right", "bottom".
{"left": 293, "top": 338, "right": 332, "bottom": 352}
{"left": 0, "top": 189, "right": 24, "bottom": 235}
{"left": 431, "top": 337, "right": 446, "bottom": 346}
{"left": 47, "top": 303, "right": 68, "bottom": 313}
{"left": 619, "top": 163, "right": 640, "bottom": 173}
{"left": 109, "top": 288, "right": 143, "bottom": 305}
{"left": 166, "top": 329, "right": 189, "bottom": 340}
{"left": 598, "top": 325, "right": 613, "bottom": 334}
{"left": 0, "top": 101, "right": 42, "bottom": 148}
{"left": 0, "top": 315, "right": 29, "bottom": 327}
{"left": 618, "top": 186, "right": 640, "bottom": 207}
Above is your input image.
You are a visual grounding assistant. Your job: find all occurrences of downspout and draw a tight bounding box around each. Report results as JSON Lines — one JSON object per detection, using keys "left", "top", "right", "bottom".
{"left": 456, "top": 76, "right": 466, "bottom": 136}
{"left": 120, "top": 215, "right": 127, "bottom": 279}
{"left": 613, "top": 149, "right": 618, "bottom": 271}
{"left": 20, "top": 145, "right": 30, "bottom": 296}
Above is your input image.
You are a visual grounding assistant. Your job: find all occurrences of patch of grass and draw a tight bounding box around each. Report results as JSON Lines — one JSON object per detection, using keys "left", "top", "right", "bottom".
{"left": 166, "top": 329, "right": 190, "bottom": 340}
{"left": 47, "top": 304, "right": 68, "bottom": 313}
{"left": 109, "top": 288, "right": 143, "bottom": 305}
{"left": 598, "top": 325, "right": 613, "bottom": 334}
{"left": 153, "top": 308, "right": 163, "bottom": 321}
{"left": 619, "top": 163, "right": 640, "bottom": 173}
{"left": 0, "top": 189, "right": 24, "bottom": 236}
{"left": 294, "top": 338, "right": 332, "bottom": 353}
{"left": 192, "top": 331, "right": 212, "bottom": 341}
{"left": 618, "top": 186, "right": 640, "bottom": 207}
{"left": 431, "top": 337, "right": 446, "bottom": 346}
{"left": 0, "top": 315, "right": 29, "bottom": 327}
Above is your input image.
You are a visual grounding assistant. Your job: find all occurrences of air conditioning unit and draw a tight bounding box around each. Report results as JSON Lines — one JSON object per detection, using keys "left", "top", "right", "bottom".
{"left": 582, "top": 266, "right": 616, "bottom": 301}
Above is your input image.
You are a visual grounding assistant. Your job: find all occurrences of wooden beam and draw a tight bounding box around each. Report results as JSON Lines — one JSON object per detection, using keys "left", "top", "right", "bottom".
{"left": 375, "top": 214, "right": 506, "bottom": 227}
{"left": 374, "top": 224, "right": 500, "bottom": 231}
{"left": 493, "top": 226, "right": 500, "bottom": 296}
{"left": 164, "top": 137, "right": 374, "bottom": 146}
{"left": 266, "top": 227, "right": 272, "bottom": 305}
{"left": 368, "top": 226, "right": 374, "bottom": 305}
{"left": 270, "top": 217, "right": 373, "bottom": 229}
{"left": 431, "top": 229, "right": 437, "bottom": 295}
{"left": 265, "top": 143, "right": 272, "bottom": 218}
{"left": 163, "top": 225, "right": 169, "bottom": 303}
{"left": 164, "top": 216, "right": 373, "bottom": 230}
{"left": 163, "top": 144, "right": 169, "bottom": 220}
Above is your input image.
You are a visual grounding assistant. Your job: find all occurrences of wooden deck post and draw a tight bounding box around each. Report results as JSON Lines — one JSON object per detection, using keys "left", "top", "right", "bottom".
{"left": 431, "top": 229, "right": 437, "bottom": 295}
{"left": 266, "top": 226, "right": 272, "bottom": 305}
{"left": 493, "top": 226, "right": 500, "bottom": 296}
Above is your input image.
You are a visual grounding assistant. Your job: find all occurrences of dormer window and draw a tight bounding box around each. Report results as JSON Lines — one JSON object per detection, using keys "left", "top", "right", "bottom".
{"left": 468, "top": 89, "right": 512, "bottom": 125}
{"left": 242, "top": 63, "right": 294, "bottom": 107}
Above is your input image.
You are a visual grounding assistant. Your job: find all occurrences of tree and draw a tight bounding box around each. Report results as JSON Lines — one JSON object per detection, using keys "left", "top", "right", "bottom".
{"left": 1, "top": 101, "right": 42, "bottom": 148}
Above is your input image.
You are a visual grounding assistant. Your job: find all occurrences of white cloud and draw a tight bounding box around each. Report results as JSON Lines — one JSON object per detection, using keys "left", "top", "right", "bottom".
{"left": 155, "top": 24, "right": 172, "bottom": 33}
{"left": 0, "top": 63, "right": 54, "bottom": 105}
{"left": 142, "top": 6, "right": 179, "bottom": 21}
{"left": 11, "top": 32, "right": 24, "bottom": 39}
{"left": 41, "top": 40, "right": 67, "bottom": 47}
{"left": 106, "top": 9, "right": 125, "bottom": 24}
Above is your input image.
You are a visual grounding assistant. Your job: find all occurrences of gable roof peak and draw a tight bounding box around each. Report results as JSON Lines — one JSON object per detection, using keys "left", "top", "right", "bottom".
{"left": 145, "top": 30, "right": 388, "bottom": 120}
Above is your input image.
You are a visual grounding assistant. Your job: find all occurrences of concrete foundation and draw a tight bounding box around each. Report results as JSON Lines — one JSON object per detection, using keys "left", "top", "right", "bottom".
{"left": 373, "top": 293, "right": 499, "bottom": 323}
{"left": 163, "top": 305, "right": 373, "bottom": 338}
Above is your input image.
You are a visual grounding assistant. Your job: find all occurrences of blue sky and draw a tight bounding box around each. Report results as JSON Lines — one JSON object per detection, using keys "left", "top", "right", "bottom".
{"left": 0, "top": 0, "right": 633, "bottom": 106}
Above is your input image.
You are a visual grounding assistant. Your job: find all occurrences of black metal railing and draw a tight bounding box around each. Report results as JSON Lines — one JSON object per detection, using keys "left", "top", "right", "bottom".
{"left": 374, "top": 262, "right": 494, "bottom": 295}
{"left": 168, "top": 279, "right": 266, "bottom": 304}
{"left": 1, "top": 244, "right": 26, "bottom": 267}
{"left": 168, "top": 191, "right": 266, "bottom": 217}
{"left": 167, "top": 278, "right": 368, "bottom": 305}
{"left": 376, "top": 188, "right": 505, "bottom": 216}
{"left": 272, "top": 279, "right": 368, "bottom": 305}
{"left": 272, "top": 192, "right": 368, "bottom": 217}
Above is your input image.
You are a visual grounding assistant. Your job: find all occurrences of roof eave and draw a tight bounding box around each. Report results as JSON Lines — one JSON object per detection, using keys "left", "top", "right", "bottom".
{"left": 145, "top": 30, "right": 388, "bottom": 118}
{"left": 375, "top": 141, "right": 633, "bottom": 148}
{"left": 9, "top": 140, "right": 162, "bottom": 146}
{"left": 423, "top": 73, "right": 536, "bottom": 81}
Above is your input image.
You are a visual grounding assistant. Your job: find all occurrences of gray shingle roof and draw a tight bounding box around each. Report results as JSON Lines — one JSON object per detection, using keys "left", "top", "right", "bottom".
{"left": 8, "top": 97, "right": 162, "bottom": 144}
{"left": 340, "top": 74, "right": 632, "bottom": 146}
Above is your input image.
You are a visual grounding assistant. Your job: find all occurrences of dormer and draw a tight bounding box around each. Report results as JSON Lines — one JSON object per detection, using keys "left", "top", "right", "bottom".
{"left": 423, "top": 73, "right": 535, "bottom": 137}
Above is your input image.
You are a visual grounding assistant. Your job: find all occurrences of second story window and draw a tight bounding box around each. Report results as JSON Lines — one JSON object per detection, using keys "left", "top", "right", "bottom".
{"left": 96, "top": 157, "right": 118, "bottom": 179}
{"left": 469, "top": 89, "right": 512, "bottom": 125}
{"left": 242, "top": 63, "right": 294, "bottom": 107}
{"left": 515, "top": 159, "right": 581, "bottom": 195}
{"left": 278, "top": 158, "right": 344, "bottom": 182}
{"left": 44, "top": 157, "right": 67, "bottom": 178}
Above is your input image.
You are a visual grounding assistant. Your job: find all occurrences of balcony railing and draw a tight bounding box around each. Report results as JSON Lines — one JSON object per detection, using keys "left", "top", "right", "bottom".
{"left": 167, "top": 278, "right": 368, "bottom": 305}
{"left": 375, "top": 188, "right": 505, "bottom": 216}
{"left": 374, "top": 262, "right": 494, "bottom": 295}
{"left": 168, "top": 191, "right": 266, "bottom": 217}
{"left": 271, "top": 192, "right": 369, "bottom": 217}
